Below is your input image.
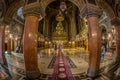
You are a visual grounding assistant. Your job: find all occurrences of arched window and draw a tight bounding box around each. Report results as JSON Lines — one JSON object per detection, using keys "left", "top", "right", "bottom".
{"left": 17, "top": 7, "right": 24, "bottom": 19}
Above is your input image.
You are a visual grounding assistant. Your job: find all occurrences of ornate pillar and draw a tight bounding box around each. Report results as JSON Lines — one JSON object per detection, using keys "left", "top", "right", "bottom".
{"left": 43, "top": 16, "right": 49, "bottom": 39}
{"left": 23, "top": 2, "right": 43, "bottom": 79}
{"left": 81, "top": 3, "right": 102, "bottom": 77}
{"left": 0, "top": 23, "right": 7, "bottom": 65}
{"left": 71, "top": 5, "right": 77, "bottom": 40}
{"left": 111, "top": 18, "right": 120, "bottom": 62}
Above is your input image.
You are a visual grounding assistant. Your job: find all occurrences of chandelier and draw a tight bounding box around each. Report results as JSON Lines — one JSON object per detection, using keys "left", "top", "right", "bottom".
{"left": 56, "top": 22, "right": 64, "bottom": 34}
{"left": 55, "top": 11, "right": 64, "bottom": 34}
{"left": 56, "top": 11, "right": 64, "bottom": 21}
{"left": 60, "top": 0, "right": 67, "bottom": 12}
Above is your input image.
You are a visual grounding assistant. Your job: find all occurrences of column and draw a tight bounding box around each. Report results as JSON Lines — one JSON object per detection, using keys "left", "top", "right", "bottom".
{"left": 71, "top": 4, "right": 77, "bottom": 40}
{"left": 80, "top": 3, "right": 102, "bottom": 77}
{"left": 115, "top": 26, "right": 120, "bottom": 62}
{"left": 15, "top": 39, "right": 21, "bottom": 53}
{"left": 7, "top": 38, "right": 11, "bottom": 54}
{"left": 20, "top": 39, "right": 23, "bottom": 53}
{"left": 23, "top": 3, "right": 43, "bottom": 79}
{"left": 0, "top": 24, "right": 7, "bottom": 65}
{"left": 85, "top": 39, "right": 88, "bottom": 53}
{"left": 111, "top": 18, "right": 120, "bottom": 62}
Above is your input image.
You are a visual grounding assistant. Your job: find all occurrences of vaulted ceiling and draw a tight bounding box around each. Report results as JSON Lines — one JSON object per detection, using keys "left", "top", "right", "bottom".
{"left": 0, "top": 0, "right": 119, "bottom": 30}
{"left": 0, "top": 0, "right": 119, "bottom": 40}
{"left": 0, "top": 0, "right": 119, "bottom": 20}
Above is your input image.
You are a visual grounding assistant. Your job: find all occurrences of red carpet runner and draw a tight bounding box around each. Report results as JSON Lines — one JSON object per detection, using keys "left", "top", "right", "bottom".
{"left": 53, "top": 49, "right": 75, "bottom": 80}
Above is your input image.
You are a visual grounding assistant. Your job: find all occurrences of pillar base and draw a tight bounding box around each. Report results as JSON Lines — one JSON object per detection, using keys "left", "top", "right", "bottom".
{"left": 87, "top": 68, "right": 99, "bottom": 78}
{"left": 26, "top": 70, "right": 40, "bottom": 79}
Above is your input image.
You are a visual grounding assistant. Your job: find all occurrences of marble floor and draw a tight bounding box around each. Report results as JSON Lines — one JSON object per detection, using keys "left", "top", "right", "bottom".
{"left": 0, "top": 48, "right": 119, "bottom": 80}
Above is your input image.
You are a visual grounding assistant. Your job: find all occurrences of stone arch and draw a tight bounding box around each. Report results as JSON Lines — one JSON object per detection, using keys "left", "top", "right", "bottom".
{"left": 100, "top": 25, "right": 108, "bottom": 46}
{"left": 100, "top": 24, "right": 108, "bottom": 31}
{"left": 100, "top": 24, "right": 107, "bottom": 32}
{"left": 40, "top": 0, "right": 85, "bottom": 16}
{"left": 96, "top": 0, "right": 115, "bottom": 19}
{"left": 68, "top": 0, "right": 85, "bottom": 10}
{"left": 40, "top": 0, "right": 55, "bottom": 11}
{"left": 3, "top": 0, "right": 24, "bottom": 24}
{"left": 0, "top": 0, "right": 6, "bottom": 19}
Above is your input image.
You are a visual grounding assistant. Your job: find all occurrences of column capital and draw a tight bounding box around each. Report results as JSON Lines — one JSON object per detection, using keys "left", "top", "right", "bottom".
{"left": 80, "top": 3, "right": 102, "bottom": 18}
{"left": 23, "top": 2, "right": 43, "bottom": 19}
{"left": 111, "top": 18, "right": 120, "bottom": 26}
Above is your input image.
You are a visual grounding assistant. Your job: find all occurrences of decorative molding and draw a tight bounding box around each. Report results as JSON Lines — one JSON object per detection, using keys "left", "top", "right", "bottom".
{"left": 68, "top": 0, "right": 85, "bottom": 10}
{"left": 96, "top": 0, "right": 115, "bottom": 19}
{"left": 3, "top": 17, "right": 11, "bottom": 25}
{"left": 23, "top": 2, "right": 40, "bottom": 18}
{"left": 40, "top": 0, "right": 85, "bottom": 16}
{"left": 40, "top": 0, "right": 55, "bottom": 11}
{"left": 3, "top": 0, "right": 24, "bottom": 24}
{"left": 80, "top": 3, "right": 102, "bottom": 18}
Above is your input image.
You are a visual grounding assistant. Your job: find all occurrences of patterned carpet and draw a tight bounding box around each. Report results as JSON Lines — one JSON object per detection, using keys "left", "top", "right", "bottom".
{"left": 48, "top": 56, "right": 56, "bottom": 69}
{"left": 48, "top": 56, "right": 77, "bottom": 69}
{"left": 66, "top": 56, "right": 77, "bottom": 68}
{"left": 52, "top": 49, "right": 74, "bottom": 80}
{"left": 1, "top": 51, "right": 119, "bottom": 80}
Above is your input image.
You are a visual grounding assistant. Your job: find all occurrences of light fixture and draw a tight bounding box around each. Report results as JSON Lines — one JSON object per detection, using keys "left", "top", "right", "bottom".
{"left": 56, "top": 22, "right": 64, "bottom": 34}
{"left": 60, "top": 0, "right": 67, "bottom": 12}
{"left": 56, "top": 11, "right": 64, "bottom": 21}
{"left": 55, "top": 11, "right": 64, "bottom": 34}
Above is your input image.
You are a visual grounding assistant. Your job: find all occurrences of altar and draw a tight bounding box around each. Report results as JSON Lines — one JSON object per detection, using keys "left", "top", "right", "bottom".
{"left": 52, "top": 11, "right": 68, "bottom": 45}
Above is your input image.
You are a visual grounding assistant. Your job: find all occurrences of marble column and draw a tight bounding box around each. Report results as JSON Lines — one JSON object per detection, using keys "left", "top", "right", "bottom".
{"left": 115, "top": 26, "right": 120, "bottom": 62}
{"left": 111, "top": 18, "right": 120, "bottom": 62}
{"left": 0, "top": 24, "right": 7, "bottom": 65}
{"left": 80, "top": 3, "right": 102, "bottom": 77}
{"left": 23, "top": 16, "right": 40, "bottom": 78}
{"left": 87, "top": 16, "right": 101, "bottom": 77}
{"left": 71, "top": 4, "right": 77, "bottom": 40}
{"left": 23, "top": 3, "right": 43, "bottom": 79}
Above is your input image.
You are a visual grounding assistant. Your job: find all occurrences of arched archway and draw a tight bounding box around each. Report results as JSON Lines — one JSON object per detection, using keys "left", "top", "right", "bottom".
{"left": 0, "top": 0, "right": 6, "bottom": 19}
{"left": 96, "top": 0, "right": 115, "bottom": 19}
{"left": 41, "top": 0, "right": 85, "bottom": 15}
{"left": 3, "top": 0, "right": 24, "bottom": 24}
{"left": 1, "top": 0, "right": 117, "bottom": 79}
{"left": 100, "top": 25, "right": 108, "bottom": 45}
